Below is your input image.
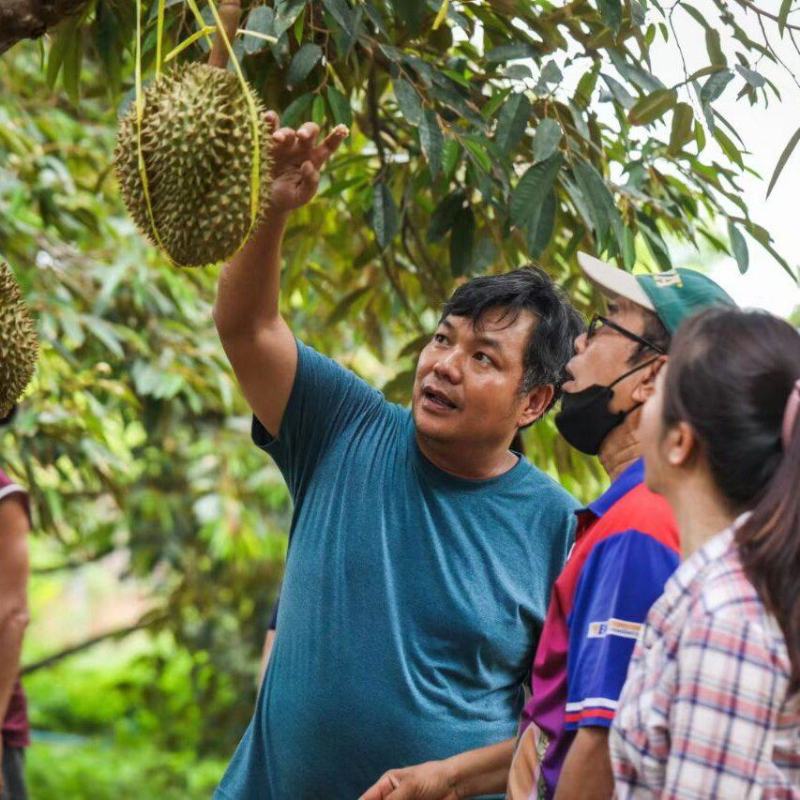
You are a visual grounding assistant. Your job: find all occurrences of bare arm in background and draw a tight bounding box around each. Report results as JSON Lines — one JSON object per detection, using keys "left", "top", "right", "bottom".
{"left": 213, "top": 113, "right": 348, "bottom": 436}
{"left": 0, "top": 497, "right": 30, "bottom": 792}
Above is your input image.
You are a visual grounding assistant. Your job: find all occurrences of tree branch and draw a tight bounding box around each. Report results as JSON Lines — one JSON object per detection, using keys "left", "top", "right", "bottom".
{"left": 21, "top": 612, "right": 167, "bottom": 675}
{"left": 0, "top": 0, "right": 89, "bottom": 56}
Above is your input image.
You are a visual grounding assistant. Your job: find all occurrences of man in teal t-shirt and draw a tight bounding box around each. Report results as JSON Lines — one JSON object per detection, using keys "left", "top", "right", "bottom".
{"left": 212, "top": 114, "right": 582, "bottom": 799}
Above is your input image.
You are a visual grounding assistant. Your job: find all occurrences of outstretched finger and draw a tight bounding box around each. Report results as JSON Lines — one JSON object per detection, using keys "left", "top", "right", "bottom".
{"left": 296, "top": 121, "right": 321, "bottom": 143}
{"left": 359, "top": 773, "right": 398, "bottom": 800}
{"left": 309, "top": 124, "right": 349, "bottom": 168}
{"left": 264, "top": 110, "right": 280, "bottom": 134}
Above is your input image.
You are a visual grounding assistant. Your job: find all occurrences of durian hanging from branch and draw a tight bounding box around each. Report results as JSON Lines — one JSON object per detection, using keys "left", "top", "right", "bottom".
{"left": 114, "top": 0, "right": 273, "bottom": 269}
{"left": 0, "top": 262, "right": 38, "bottom": 418}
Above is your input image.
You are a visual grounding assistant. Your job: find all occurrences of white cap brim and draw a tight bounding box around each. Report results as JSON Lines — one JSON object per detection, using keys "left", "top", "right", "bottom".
{"left": 577, "top": 252, "right": 655, "bottom": 312}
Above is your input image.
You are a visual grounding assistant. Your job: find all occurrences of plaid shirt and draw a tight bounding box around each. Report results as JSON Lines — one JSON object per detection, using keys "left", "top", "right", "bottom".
{"left": 610, "top": 524, "right": 800, "bottom": 799}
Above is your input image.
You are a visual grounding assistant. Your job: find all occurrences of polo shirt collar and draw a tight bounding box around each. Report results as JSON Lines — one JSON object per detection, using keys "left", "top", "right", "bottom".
{"left": 585, "top": 458, "right": 645, "bottom": 518}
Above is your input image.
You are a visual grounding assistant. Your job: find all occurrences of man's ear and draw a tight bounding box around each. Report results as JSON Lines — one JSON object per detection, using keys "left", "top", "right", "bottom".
{"left": 631, "top": 355, "right": 668, "bottom": 405}
{"left": 518, "top": 384, "right": 554, "bottom": 428}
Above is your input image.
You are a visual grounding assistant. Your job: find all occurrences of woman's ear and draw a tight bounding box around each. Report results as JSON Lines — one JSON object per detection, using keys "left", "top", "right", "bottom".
{"left": 631, "top": 355, "right": 668, "bottom": 405}
{"left": 665, "top": 419, "right": 697, "bottom": 468}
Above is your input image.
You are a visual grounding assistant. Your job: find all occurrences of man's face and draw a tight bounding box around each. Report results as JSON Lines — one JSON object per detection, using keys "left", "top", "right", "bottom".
{"left": 412, "top": 309, "right": 542, "bottom": 448}
{"left": 562, "top": 298, "right": 650, "bottom": 413}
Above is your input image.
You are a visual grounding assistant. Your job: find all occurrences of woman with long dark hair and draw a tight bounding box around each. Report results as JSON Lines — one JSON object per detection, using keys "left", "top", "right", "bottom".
{"left": 610, "top": 307, "right": 800, "bottom": 797}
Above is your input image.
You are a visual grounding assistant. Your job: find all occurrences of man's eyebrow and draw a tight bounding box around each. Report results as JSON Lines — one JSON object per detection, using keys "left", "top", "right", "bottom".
{"left": 473, "top": 334, "right": 504, "bottom": 352}
{"left": 439, "top": 318, "right": 455, "bottom": 330}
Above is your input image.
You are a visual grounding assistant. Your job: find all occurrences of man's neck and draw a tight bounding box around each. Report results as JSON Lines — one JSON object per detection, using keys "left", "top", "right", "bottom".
{"left": 598, "top": 416, "right": 641, "bottom": 481}
{"left": 415, "top": 432, "right": 518, "bottom": 481}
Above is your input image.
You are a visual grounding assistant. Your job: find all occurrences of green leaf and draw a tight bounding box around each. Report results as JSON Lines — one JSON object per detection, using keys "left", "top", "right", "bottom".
{"left": 244, "top": 6, "right": 275, "bottom": 54}
{"left": 597, "top": 0, "right": 622, "bottom": 32}
{"left": 450, "top": 206, "right": 475, "bottom": 277}
{"left": 442, "top": 139, "right": 460, "bottom": 179}
{"left": 494, "top": 93, "right": 531, "bottom": 153}
{"left": 527, "top": 191, "right": 556, "bottom": 258}
{"left": 321, "top": 0, "right": 356, "bottom": 36}
{"left": 510, "top": 154, "right": 563, "bottom": 229}
{"left": 485, "top": 43, "right": 538, "bottom": 62}
{"left": 767, "top": 124, "right": 800, "bottom": 197}
{"left": 727, "top": 221, "right": 749, "bottom": 274}
{"left": 713, "top": 128, "right": 743, "bottom": 168}
{"left": 326, "top": 86, "right": 352, "bottom": 127}
{"left": 312, "top": 94, "right": 326, "bottom": 125}
{"left": 371, "top": 182, "right": 399, "bottom": 249}
{"left": 736, "top": 65, "right": 766, "bottom": 88}
{"left": 532, "top": 118, "right": 562, "bottom": 164}
{"left": 681, "top": 3, "right": 710, "bottom": 29}
{"left": 669, "top": 103, "right": 694, "bottom": 154}
{"left": 394, "top": 79, "right": 422, "bottom": 125}
{"left": 705, "top": 28, "right": 726, "bottom": 66}
{"left": 281, "top": 92, "right": 314, "bottom": 128}
{"left": 419, "top": 110, "right": 443, "bottom": 176}
{"left": 62, "top": 31, "right": 83, "bottom": 104}
{"left": 273, "top": 0, "right": 307, "bottom": 36}
{"left": 628, "top": 88, "right": 677, "bottom": 125}
{"left": 700, "top": 69, "right": 733, "bottom": 104}
{"left": 462, "top": 136, "right": 492, "bottom": 174}
{"left": 779, "top": 0, "right": 792, "bottom": 36}
{"left": 287, "top": 43, "right": 323, "bottom": 88}
{"left": 428, "top": 191, "right": 465, "bottom": 242}
{"left": 46, "top": 17, "right": 79, "bottom": 89}
{"left": 601, "top": 73, "right": 635, "bottom": 109}
{"left": 572, "top": 159, "right": 624, "bottom": 253}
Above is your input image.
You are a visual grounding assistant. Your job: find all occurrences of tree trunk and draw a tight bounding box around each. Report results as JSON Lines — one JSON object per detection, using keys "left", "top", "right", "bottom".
{"left": 0, "top": 0, "right": 89, "bottom": 56}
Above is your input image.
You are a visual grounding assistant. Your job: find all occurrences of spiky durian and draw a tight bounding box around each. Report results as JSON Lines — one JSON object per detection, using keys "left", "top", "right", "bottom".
{"left": 0, "top": 262, "right": 38, "bottom": 417}
{"left": 115, "top": 63, "right": 272, "bottom": 268}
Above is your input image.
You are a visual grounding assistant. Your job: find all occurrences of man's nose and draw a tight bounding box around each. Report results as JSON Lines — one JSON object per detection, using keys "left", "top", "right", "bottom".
{"left": 433, "top": 350, "right": 463, "bottom": 384}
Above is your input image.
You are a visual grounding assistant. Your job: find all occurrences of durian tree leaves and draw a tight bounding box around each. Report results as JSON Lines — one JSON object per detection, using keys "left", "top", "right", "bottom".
{"left": 286, "top": 42, "right": 323, "bottom": 89}
{"left": 370, "top": 181, "right": 399, "bottom": 250}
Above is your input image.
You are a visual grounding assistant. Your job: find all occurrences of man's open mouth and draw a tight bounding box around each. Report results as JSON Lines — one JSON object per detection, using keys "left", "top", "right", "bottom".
{"left": 423, "top": 387, "right": 457, "bottom": 409}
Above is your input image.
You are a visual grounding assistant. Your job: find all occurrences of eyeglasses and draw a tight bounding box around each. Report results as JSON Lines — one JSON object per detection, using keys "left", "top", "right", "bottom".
{"left": 586, "top": 315, "right": 666, "bottom": 355}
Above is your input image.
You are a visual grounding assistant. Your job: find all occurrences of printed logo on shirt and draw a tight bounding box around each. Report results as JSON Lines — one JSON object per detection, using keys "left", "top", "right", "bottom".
{"left": 587, "top": 617, "right": 642, "bottom": 640}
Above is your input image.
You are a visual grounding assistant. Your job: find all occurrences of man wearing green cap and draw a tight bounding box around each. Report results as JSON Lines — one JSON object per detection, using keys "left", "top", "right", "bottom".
{"left": 360, "top": 254, "right": 735, "bottom": 800}
{"left": 507, "top": 253, "right": 736, "bottom": 800}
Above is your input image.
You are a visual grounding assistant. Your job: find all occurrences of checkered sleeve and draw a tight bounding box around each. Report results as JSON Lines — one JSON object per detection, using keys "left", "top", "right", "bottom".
{"left": 664, "top": 610, "right": 789, "bottom": 799}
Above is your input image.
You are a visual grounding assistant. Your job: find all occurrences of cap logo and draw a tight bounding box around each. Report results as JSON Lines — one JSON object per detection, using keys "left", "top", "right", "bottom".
{"left": 652, "top": 271, "right": 683, "bottom": 289}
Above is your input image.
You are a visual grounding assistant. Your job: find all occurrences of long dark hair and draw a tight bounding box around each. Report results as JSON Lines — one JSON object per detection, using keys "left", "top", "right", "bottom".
{"left": 663, "top": 308, "right": 800, "bottom": 690}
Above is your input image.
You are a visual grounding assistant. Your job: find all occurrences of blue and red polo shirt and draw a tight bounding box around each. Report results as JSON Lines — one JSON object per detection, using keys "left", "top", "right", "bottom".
{"left": 516, "top": 459, "right": 680, "bottom": 798}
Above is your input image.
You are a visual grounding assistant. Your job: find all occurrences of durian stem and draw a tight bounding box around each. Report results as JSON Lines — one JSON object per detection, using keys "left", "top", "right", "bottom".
{"left": 208, "top": 0, "right": 241, "bottom": 69}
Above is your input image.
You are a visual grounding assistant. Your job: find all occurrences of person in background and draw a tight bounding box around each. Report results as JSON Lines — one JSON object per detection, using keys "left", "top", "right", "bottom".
{"left": 612, "top": 308, "right": 800, "bottom": 797}
{"left": 212, "top": 113, "right": 583, "bottom": 800}
{"left": 0, "top": 407, "right": 31, "bottom": 800}
{"left": 507, "top": 254, "right": 735, "bottom": 800}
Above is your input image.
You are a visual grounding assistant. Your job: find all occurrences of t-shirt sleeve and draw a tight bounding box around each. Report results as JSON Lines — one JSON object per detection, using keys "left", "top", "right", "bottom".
{"left": 252, "top": 339, "right": 385, "bottom": 498}
{"left": 565, "top": 530, "right": 679, "bottom": 729}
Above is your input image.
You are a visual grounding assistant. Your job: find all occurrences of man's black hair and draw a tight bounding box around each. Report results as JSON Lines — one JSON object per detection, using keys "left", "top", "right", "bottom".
{"left": 440, "top": 267, "right": 585, "bottom": 415}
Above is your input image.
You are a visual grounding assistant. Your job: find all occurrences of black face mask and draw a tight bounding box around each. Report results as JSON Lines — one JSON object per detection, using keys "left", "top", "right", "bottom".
{"left": 555, "top": 359, "right": 659, "bottom": 456}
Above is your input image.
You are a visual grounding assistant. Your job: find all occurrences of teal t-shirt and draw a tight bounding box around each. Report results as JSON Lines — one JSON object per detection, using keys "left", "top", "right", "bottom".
{"left": 215, "top": 342, "right": 577, "bottom": 799}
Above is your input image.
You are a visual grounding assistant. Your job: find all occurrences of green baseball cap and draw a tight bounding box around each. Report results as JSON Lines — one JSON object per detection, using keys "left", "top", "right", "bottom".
{"left": 577, "top": 252, "right": 736, "bottom": 334}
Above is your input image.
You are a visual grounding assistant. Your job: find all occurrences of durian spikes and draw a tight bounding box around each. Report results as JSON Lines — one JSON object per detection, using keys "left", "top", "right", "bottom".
{"left": 114, "top": 62, "right": 272, "bottom": 268}
{"left": 0, "top": 262, "right": 38, "bottom": 417}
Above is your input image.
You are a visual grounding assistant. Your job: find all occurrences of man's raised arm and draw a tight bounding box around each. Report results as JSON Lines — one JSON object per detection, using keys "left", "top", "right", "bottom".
{"left": 213, "top": 113, "right": 348, "bottom": 436}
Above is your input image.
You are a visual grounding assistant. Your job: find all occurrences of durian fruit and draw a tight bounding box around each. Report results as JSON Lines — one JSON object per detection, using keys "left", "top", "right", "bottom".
{"left": 0, "top": 262, "right": 38, "bottom": 417}
{"left": 115, "top": 62, "right": 272, "bottom": 268}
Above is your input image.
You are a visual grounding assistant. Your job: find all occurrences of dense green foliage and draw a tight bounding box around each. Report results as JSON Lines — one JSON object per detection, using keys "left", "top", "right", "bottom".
{"left": 1, "top": 0, "right": 798, "bottom": 794}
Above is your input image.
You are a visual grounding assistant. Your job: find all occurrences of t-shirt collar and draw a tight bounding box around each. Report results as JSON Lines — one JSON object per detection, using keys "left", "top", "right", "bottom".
{"left": 584, "top": 458, "right": 645, "bottom": 518}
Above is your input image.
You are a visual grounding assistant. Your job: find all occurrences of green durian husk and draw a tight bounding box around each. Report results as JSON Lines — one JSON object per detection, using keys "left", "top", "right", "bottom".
{"left": 0, "top": 262, "right": 38, "bottom": 417}
{"left": 115, "top": 63, "right": 273, "bottom": 268}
